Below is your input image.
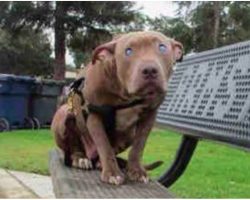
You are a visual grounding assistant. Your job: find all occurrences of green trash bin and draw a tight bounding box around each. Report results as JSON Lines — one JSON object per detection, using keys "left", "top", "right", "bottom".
{"left": 30, "top": 79, "right": 65, "bottom": 128}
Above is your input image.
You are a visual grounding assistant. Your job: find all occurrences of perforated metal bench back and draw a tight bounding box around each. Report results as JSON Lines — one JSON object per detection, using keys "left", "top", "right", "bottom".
{"left": 157, "top": 40, "right": 250, "bottom": 148}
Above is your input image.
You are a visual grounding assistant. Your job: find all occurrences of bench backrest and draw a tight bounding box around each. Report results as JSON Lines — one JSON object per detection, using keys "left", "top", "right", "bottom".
{"left": 157, "top": 40, "right": 250, "bottom": 149}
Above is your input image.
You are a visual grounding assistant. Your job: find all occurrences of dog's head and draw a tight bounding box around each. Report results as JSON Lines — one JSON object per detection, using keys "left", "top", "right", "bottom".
{"left": 92, "top": 31, "right": 183, "bottom": 102}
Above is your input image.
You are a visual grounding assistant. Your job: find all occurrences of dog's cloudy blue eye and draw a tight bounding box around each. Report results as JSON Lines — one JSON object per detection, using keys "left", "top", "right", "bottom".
{"left": 125, "top": 48, "right": 133, "bottom": 56}
{"left": 159, "top": 44, "right": 167, "bottom": 53}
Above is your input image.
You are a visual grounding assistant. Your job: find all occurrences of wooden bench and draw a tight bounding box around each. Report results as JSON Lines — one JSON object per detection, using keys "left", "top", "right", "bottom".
{"left": 156, "top": 40, "right": 250, "bottom": 187}
{"left": 49, "top": 40, "right": 250, "bottom": 197}
{"left": 49, "top": 149, "right": 173, "bottom": 198}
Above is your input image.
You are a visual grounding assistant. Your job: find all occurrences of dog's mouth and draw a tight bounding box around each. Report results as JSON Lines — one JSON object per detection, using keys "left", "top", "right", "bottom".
{"left": 146, "top": 90, "right": 157, "bottom": 100}
{"left": 137, "top": 83, "right": 165, "bottom": 101}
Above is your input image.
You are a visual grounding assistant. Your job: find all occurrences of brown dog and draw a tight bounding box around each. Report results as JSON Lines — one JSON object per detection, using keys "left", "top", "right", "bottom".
{"left": 51, "top": 31, "right": 183, "bottom": 185}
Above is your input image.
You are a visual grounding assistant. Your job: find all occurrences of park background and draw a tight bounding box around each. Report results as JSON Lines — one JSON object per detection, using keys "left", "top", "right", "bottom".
{"left": 1, "top": 1, "right": 250, "bottom": 80}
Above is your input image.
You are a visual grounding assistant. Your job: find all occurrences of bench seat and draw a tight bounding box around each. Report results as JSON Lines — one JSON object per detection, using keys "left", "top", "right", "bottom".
{"left": 49, "top": 149, "right": 173, "bottom": 198}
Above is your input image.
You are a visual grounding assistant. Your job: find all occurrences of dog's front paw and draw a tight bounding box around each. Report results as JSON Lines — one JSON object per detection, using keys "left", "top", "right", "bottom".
{"left": 127, "top": 165, "right": 149, "bottom": 183}
{"left": 101, "top": 170, "right": 125, "bottom": 185}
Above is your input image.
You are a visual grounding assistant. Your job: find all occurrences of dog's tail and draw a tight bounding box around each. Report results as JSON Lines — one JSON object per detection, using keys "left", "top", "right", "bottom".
{"left": 116, "top": 157, "right": 163, "bottom": 171}
{"left": 144, "top": 160, "right": 164, "bottom": 170}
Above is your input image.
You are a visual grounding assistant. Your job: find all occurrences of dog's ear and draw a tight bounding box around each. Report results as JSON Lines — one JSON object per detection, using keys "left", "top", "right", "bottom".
{"left": 171, "top": 40, "right": 184, "bottom": 62}
{"left": 92, "top": 40, "right": 117, "bottom": 64}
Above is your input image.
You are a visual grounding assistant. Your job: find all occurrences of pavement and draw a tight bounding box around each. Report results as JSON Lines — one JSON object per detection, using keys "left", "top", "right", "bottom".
{"left": 0, "top": 169, "right": 55, "bottom": 198}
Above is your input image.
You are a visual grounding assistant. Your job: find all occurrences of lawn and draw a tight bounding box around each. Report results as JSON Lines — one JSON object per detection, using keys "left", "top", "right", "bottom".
{"left": 0, "top": 128, "right": 250, "bottom": 198}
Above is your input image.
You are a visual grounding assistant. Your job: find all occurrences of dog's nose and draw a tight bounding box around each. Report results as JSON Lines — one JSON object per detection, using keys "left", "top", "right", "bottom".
{"left": 142, "top": 66, "right": 158, "bottom": 79}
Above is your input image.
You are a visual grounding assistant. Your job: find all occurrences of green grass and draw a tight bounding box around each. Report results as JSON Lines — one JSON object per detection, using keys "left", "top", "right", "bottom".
{"left": 0, "top": 130, "right": 55, "bottom": 175}
{"left": 0, "top": 128, "right": 250, "bottom": 198}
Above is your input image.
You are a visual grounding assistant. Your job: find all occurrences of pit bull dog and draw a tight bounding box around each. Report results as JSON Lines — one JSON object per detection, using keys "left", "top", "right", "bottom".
{"left": 51, "top": 31, "right": 183, "bottom": 185}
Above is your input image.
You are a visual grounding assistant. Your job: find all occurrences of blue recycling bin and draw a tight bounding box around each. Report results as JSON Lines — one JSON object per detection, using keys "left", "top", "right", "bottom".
{"left": 0, "top": 74, "right": 35, "bottom": 131}
{"left": 30, "top": 79, "right": 64, "bottom": 128}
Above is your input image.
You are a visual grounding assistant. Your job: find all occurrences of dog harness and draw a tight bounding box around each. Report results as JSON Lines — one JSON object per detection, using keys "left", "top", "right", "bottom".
{"left": 67, "top": 78, "right": 144, "bottom": 134}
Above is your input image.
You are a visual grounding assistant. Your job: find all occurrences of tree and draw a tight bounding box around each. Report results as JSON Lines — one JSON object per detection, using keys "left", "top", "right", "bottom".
{"left": 0, "top": 1, "right": 137, "bottom": 79}
{"left": 213, "top": 2, "right": 222, "bottom": 48}
{"left": 174, "top": 1, "right": 250, "bottom": 52}
{"left": 187, "top": 2, "right": 227, "bottom": 51}
{"left": 52, "top": 1, "right": 137, "bottom": 79}
{"left": 226, "top": 2, "right": 250, "bottom": 44}
{"left": 0, "top": 28, "right": 53, "bottom": 76}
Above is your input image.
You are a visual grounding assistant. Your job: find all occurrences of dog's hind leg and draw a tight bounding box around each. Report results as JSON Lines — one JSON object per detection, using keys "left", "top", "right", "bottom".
{"left": 51, "top": 104, "right": 94, "bottom": 170}
{"left": 64, "top": 112, "right": 93, "bottom": 170}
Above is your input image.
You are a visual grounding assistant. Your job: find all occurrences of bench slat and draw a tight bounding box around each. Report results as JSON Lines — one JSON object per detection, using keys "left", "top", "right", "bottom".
{"left": 49, "top": 149, "right": 173, "bottom": 198}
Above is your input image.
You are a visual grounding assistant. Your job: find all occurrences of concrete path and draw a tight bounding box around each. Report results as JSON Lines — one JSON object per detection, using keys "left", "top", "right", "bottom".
{"left": 0, "top": 169, "right": 55, "bottom": 198}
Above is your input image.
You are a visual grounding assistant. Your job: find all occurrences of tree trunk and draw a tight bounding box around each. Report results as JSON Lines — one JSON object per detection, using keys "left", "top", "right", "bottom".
{"left": 213, "top": 1, "right": 221, "bottom": 48}
{"left": 54, "top": 2, "right": 66, "bottom": 80}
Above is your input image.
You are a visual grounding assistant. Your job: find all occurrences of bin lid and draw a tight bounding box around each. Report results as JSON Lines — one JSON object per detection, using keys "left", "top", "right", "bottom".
{"left": 35, "top": 78, "right": 65, "bottom": 86}
{"left": 13, "top": 75, "right": 35, "bottom": 83}
{"left": 0, "top": 74, "right": 35, "bottom": 83}
{"left": 0, "top": 74, "right": 15, "bottom": 81}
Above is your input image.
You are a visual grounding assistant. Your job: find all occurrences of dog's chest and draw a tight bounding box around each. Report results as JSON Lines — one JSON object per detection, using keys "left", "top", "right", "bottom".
{"left": 115, "top": 105, "right": 144, "bottom": 132}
